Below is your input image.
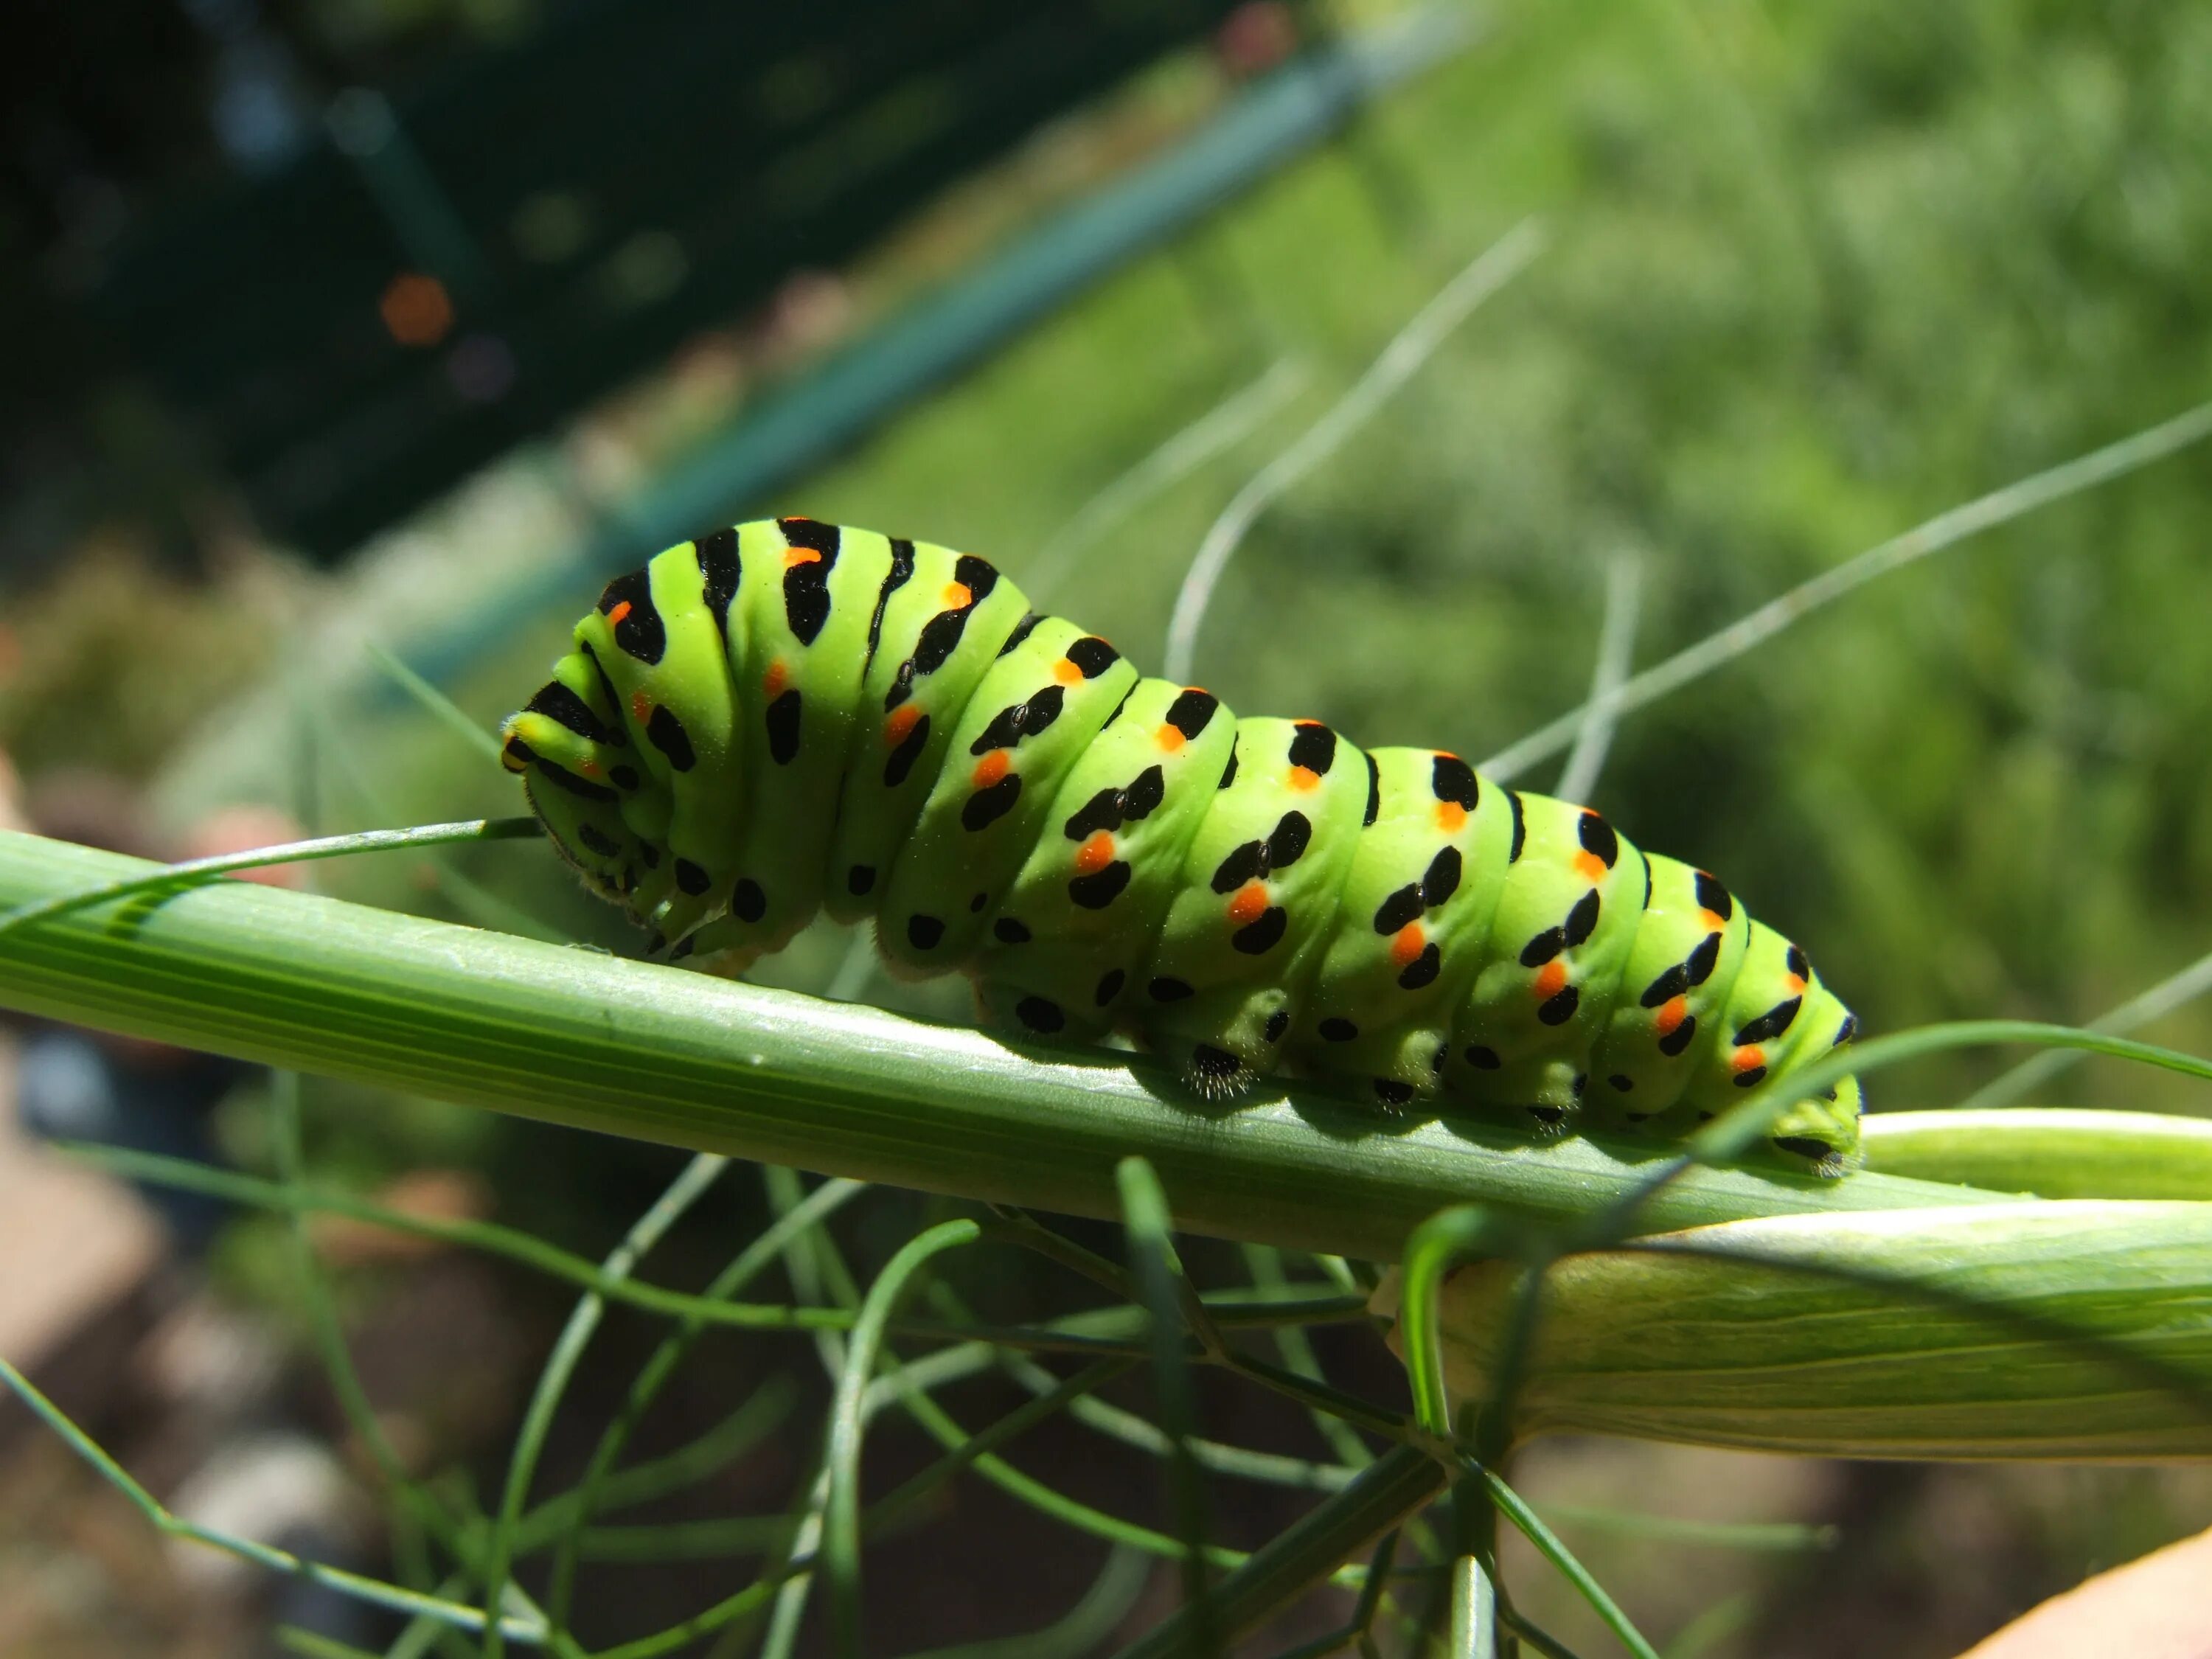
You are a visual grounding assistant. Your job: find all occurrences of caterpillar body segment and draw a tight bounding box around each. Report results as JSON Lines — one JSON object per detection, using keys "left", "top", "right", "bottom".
{"left": 502, "top": 518, "right": 1863, "bottom": 1172}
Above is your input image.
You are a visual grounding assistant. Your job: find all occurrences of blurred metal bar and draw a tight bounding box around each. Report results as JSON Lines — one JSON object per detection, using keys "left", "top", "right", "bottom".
{"left": 400, "top": 5, "right": 1479, "bottom": 689}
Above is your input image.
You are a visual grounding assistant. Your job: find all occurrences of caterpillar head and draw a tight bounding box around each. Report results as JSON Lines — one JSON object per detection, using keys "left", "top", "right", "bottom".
{"left": 501, "top": 698, "right": 648, "bottom": 911}
{"left": 1764, "top": 1072, "right": 1865, "bottom": 1176}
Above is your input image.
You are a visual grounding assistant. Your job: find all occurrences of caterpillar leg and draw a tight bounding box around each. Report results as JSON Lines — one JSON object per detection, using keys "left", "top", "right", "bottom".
{"left": 969, "top": 681, "right": 1238, "bottom": 1050}
{"left": 1290, "top": 749, "right": 1514, "bottom": 1112}
{"left": 1444, "top": 796, "right": 1644, "bottom": 1136}
{"left": 1136, "top": 718, "right": 1368, "bottom": 1102}
{"left": 1138, "top": 984, "right": 1296, "bottom": 1100}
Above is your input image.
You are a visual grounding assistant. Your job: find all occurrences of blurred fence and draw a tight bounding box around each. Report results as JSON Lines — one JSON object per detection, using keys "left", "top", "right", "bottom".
{"left": 86, "top": 0, "right": 1262, "bottom": 556}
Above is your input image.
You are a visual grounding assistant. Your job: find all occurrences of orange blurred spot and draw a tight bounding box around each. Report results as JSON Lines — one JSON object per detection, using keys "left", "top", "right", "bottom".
{"left": 1533, "top": 961, "right": 1568, "bottom": 1000}
{"left": 1155, "top": 723, "right": 1185, "bottom": 753}
{"left": 762, "top": 661, "right": 789, "bottom": 698}
{"left": 630, "top": 691, "right": 651, "bottom": 722}
{"left": 942, "top": 582, "right": 973, "bottom": 609}
{"left": 380, "top": 271, "right": 453, "bottom": 347}
{"left": 1074, "top": 830, "right": 1116, "bottom": 875}
{"left": 783, "top": 547, "right": 822, "bottom": 569}
{"left": 883, "top": 705, "right": 922, "bottom": 746}
{"left": 972, "top": 751, "right": 1010, "bottom": 789}
{"left": 608, "top": 600, "right": 634, "bottom": 626}
{"left": 1390, "top": 922, "right": 1426, "bottom": 967}
{"left": 577, "top": 757, "right": 599, "bottom": 774}
{"left": 1573, "top": 851, "right": 1607, "bottom": 883}
{"left": 1051, "top": 658, "right": 1082, "bottom": 686}
{"left": 1227, "top": 880, "right": 1269, "bottom": 926}
{"left": 1655, "top": 995, "right": 1688, "bottom": 1035}
{"left": 1287, "top": 766, "right": 1320, "bottom": 792}
{"left": 1699, "top": 910, "right": 1728, "bottom": 933}
{"left": 1785, "top": 973, "right": 1808, "bottom": 993}
{"left": 1733, "top": 1045, "right": 1767, "bottom": 1074}
{"left": 1434, "top": 801, "right": 1467, "bottom": 833}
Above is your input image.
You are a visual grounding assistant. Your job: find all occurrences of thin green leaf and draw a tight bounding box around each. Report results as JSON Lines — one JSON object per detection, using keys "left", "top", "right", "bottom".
{"left": 824, "top": 1220, "right": 982, "bottom": 1658}
{"left": 1481, "top": 397, "right": 2212, "bottom": 782}
{"left": 0, "top": 818, "right": 538, "bottom": 936}
{"left": 483, "top": 1153, "right": 729, "bottom": 1657}
{"left": 1471, "top": 1463, "right": 1660, "bottom": 1659}
{"left": 1108, "top": 1444, "right": 1447, "bottom": 1659}
{"left": 0, "top": 1357, "right": 543, "bottom": 1646}
{"left": 894, "top": 1545, "right": 1153, "bottom": 1659}
{"left": 1119, "top": 1155, "right": 1222, "bottom": 1650}
{"left": 364, "top": 638, "right": 505, "bottom": 762}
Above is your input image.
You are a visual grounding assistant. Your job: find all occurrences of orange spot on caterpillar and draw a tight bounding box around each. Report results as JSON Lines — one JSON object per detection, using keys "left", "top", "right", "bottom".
{"left": 1655, "top": 995, "right": 1688, "bottom": 1035}
{"left": 1434, "top": 801, "right": 1467, "bottom": 833}
{"left": 1227, "top": 880, "right": 1269, "bottom": 927}
{"left": 942, "top": 581, "right": 973, "bottom": 609}
{"left": 1051, "top": 658, "right": 1082, "bottom": 686}
{"left": 1390, "top": 922, "right": 1426, "bottom": 967}
{"left": 1074, "top": 830, "right": 1116, "bottom": 875}
{"left": 630, "top": 691, "right": 651, "bottom": 722}
{"left": 1733, "top": 1045, "right": 1768, "bottom": 1074}
{"left": 971, "top": 751, "right": 1011, "bottom": 789}
{"left": 762, "top": 661, "right": 789, "bottom": 698}
{"left": 1699, "top": 910, "right": 1728, "bottom": 933}
{"left": 1532, "top": 961, "right": 1568, "bottom": 1000}
{"left": 783, "top": 547, "right": 822, "bottom": 568}
{"left": 883, "top": 705, "right": 922, "bottom": 746}
{"left": 608, "top": 599, "right": 633, "bottom": 626}
{"left": 577, "top": 758, "right": 599, "bottom": 774}
{"left": 1287, "top": 766, "right": 1320, "bottom": 792}
{"left": 1573, "top": 850, "right": 1607, "bottom": 883}
{"left": 1155, "top": 723, "right": 1185, "bottom": 752}
{"left": 1785, "top": 973, "right": 1808, "bottom": 994}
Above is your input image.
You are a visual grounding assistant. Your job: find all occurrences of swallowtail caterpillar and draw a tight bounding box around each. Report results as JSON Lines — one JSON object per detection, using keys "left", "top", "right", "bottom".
{"left": 501, "top": 518, "right": 1864, "bottom": 1173}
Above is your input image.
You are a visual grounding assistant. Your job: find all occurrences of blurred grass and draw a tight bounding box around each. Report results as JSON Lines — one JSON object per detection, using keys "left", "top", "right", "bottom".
{"left": 224, "top": 0, "right": 2212, "bottom": 1127}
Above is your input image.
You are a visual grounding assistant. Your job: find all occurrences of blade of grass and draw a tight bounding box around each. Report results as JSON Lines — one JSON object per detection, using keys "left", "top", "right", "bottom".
{"left": 1551, "top": 552, "right": 1645, "bottom": 807}
{"left": 866, "top": 1357, "right": 1138, "bottom": 1534}
{"left": 1480, "top": 397, "right": 2212, "bottom": 781}
{"left": 365, "top": 639, "right": 504, "bottom": 763}
{"left": 1268, "top": 1528, "right": 1402, "bottom": 1659}
{"left": 1955, "top": 942, "right": 2212, "bottom": 1112}
{"left": 1023, "top": 358, "right": 1309, "bottom": 608}
{"left": 1107, "top": 1444, "right": 1448, "bottom": 1659}
{"left": 0, "top": 1357, "right": 544, "bottom": 1645}
{"left": 998, "top": 1350, "right": 1360, "bottom": 1492}
{"left": 267, "top": 1072, "right": 560, "bottom": 1657}
{"left": 484, "top": 1152, "right": 731, "bottom": 1658}
{"left": 0, "top": 818, "right": 539, "bottom": 937}
{"left": 516, "top": 1375, "right": 799, "bottom": 1545}
{"left": 1468, "top": 1461, "right": 1660, "bottom": 1659}
{"left": 824, "top": 1220, "right": 984, "bottom": 1659}
{"left": 894, "top": 1545, "right": 1153, "bottom": 1659}
{"left": 1163, "top": 219, "right": 1547, "bottom": 681}
{"left": 1119, "top": 1155, "right": 1222, "bottom": 1650}
{"left": 767, "top": 1182, "right": 1258, "bottom": 1580}
{"left": 541, "top": 1177, "right": 864, "bottom": 1627}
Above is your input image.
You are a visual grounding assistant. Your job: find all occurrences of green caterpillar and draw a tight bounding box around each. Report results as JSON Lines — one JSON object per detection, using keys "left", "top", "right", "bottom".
{"left": 501, "top": 518, "right": 1863, "bottom": 1172}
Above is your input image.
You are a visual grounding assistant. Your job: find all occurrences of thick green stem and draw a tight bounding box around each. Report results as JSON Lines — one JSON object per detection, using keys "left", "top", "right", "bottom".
{"left": 1107, "top": 1444, "right": 1447, "bottom": 1659}
{"left": 0, "top": 832, "right": 1998, "bottom": 1261}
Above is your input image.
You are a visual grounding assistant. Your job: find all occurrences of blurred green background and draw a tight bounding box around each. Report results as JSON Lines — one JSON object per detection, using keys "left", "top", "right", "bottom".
{"left": 2, "top": 0, "right": 2210, "bottom": 1652}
